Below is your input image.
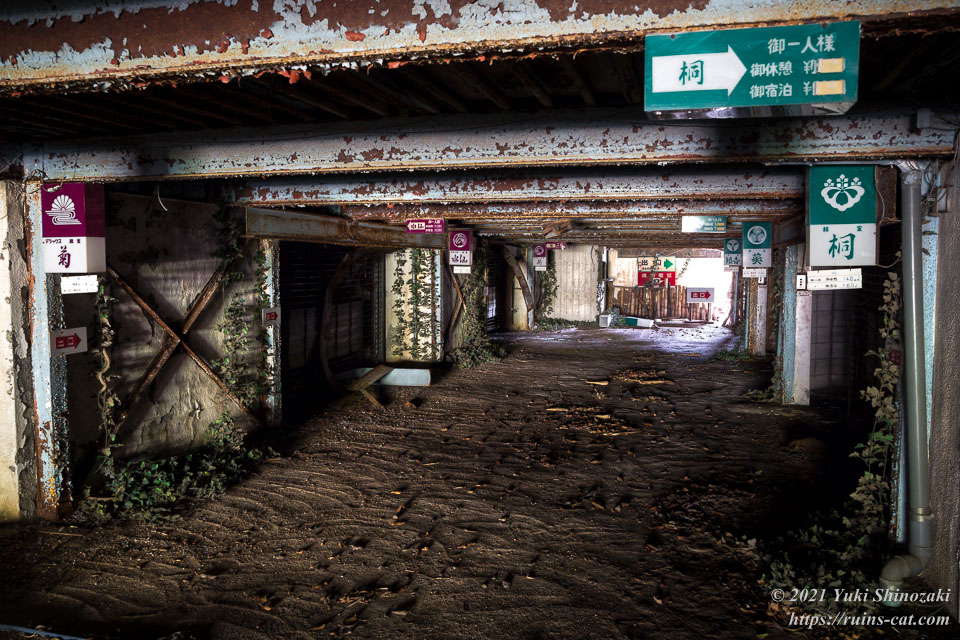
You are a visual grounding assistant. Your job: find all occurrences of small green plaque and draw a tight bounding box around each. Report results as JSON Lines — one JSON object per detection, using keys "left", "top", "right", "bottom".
{"left": 681, "top": 216, "right": 727, "bottom": 233}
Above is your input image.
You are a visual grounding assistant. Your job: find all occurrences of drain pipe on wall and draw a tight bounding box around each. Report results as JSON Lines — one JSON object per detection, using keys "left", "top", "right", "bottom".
{"left": 879, "top": 166, "right": 933, "bottom": 605}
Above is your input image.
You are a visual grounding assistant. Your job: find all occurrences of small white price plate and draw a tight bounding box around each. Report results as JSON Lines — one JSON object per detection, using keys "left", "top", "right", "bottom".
{"left": 61, "top": 274, "right": 99, "bottom": 294}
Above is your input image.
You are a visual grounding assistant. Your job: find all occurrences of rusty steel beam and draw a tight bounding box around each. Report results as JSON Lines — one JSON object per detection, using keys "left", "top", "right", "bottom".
{"left": 244, "top": 207, "right": 446, "bottom": 249}
{"left": 343, "top": 199, "right": 800, "bottom": 222}
{"left": 236, "top": 169, "right": 804, "bottom": 206}
{"left": 22, "top": 107, "right": 957, "bottom": 182}
{"left": 3, "top": 1, "right": 957, "bottom": 94}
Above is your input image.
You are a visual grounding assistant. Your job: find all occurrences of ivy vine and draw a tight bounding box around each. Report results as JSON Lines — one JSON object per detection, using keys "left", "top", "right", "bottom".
{"left": 451, "top": 241, "right": 502, "bottom": 367}
{"left": 213, "top": 204, "right": 246, "bottom": 284}
{"left": 391, "top": 250, "right": 409, "bottom": 357}
{"left": 533, "top": 254, "right": 558, "bottom": 325}
{"left": 391, "top": 248, "right": 437, "bottom": 360}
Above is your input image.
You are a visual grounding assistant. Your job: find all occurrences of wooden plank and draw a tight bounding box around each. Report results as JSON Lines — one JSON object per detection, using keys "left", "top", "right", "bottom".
{"left": 347, "top": 364, "right": 393, "bottom": 391}
{"left": 359, "top": 388, "right": 384, "bottom": 410}
{"left": 182, "top": 260, "right": 229, "bottom": 333}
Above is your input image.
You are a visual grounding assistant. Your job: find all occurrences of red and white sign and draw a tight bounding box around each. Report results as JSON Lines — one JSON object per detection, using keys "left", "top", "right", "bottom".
{"left": 638, "top": 271, "right": 676, "bottom": 287}
{"left": 50, "top": 327, "right": 88, "bottom": 356}
{"left": 449, "top": 229, "right": 473, "bottom": 266}
{"left": 41, "top": 183, "right": 106, "bottom": 274}
{"left": 686, "top": 287, "right": 715, "bottom": 303}
{"left": 532, "top": 244, "right": 548, "bottom": 269}
{"left": 406, "top": 219, "right": 445, "bottom": 234}
{"left": 262, "top": 307, "right": 281, "bottom": 326}
{"left": 545, "top": 241, "right": 567, "bottom": 250}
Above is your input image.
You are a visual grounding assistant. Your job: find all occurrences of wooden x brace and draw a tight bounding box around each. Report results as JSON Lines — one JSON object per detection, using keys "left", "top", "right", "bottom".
{"left": 108, "top": 261, "right": 262, "bottom": 444}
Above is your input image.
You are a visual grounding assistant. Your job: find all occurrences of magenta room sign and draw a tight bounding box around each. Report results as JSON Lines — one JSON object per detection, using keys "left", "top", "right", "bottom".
{"left": 41, "top": 183, "right": 106, "bottom": 274}
{"left": 406, "top": 219, "right": 445, "bottom": 234}
{"left": 41, "top": 183, "right": 105, "bottom": 238}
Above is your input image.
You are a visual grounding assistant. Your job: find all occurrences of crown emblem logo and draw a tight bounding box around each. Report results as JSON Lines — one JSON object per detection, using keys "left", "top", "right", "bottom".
{"left": 821, "top": 174, "right": 865, "bottom": 212}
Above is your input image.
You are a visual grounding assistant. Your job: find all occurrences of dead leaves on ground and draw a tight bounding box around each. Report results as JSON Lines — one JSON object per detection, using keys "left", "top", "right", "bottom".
{"left": 614, "top": 368, "right": 676, "bottom": 386}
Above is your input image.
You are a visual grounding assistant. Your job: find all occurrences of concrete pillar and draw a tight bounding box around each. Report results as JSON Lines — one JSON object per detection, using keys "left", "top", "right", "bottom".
{"left": 260, "top": 239, "right": 282, "bottom": 427}
{"left": 747, "top": 278, "right": 768, "bottom": 356}
{"left": 25, "top": 182, "right": 71, "bottom": 520}
{"left": 779, "top": 244, "right": 811, "bottom": 405}
{"left": 928, "top": 163, "right": 959, "bottom": 620}
{"left": 0, "top": 181, "right": 33, "bottom": 521}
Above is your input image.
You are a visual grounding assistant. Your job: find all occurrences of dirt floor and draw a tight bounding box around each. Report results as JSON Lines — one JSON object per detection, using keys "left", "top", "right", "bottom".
{"left": 0, "top": 325, "right": 955, "bottom": 639}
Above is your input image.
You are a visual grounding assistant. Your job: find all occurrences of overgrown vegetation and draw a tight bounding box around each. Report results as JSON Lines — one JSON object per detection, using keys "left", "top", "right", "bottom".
{"left": 82, "top": 412, "right": 271, "bottom": 523}
{"left": 713, "top": 349, "right": 752, "bottom": 362}
{"left": 451, "top": 241, "right": 503, "bottom": 367}
{"left": 212, "top": 247, "right": 274, "bottom": 410}
{"left": 533, "top": 256, "right": 558, "bottom": 325}
{"left": 603, "top": 306, "right": 626, "bottom": 328}
{"left": 763, "top": 272, "right": 903, "bottom": 615}
{"left": 537, "top": 317, "right": 598, "bottom": 331}
{"left": 213, "top": 204, "right": 246, "bottom": 284}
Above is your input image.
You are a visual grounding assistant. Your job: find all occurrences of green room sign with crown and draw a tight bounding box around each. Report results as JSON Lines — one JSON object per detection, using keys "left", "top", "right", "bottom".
{"left": 807, "top": 165, "right": 877, "bottom": 266}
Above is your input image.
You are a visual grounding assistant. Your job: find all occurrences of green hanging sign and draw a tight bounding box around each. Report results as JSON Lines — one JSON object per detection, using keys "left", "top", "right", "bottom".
{"left": 807, "top": 165, "right": 878, "bottom": 266}
{"left": 742, "top": 221, "right": 771, "bottom": 268}
{"left": 724, "top": 237, "right": 742, "bottom": 266}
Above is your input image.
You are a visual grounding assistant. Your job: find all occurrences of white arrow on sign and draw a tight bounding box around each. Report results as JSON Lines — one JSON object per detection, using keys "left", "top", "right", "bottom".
{"left": 651, "top": 46, "right": 747, "bottom": 96}
{"left": 686, "top": 287, "right": 715, "bottom": 303}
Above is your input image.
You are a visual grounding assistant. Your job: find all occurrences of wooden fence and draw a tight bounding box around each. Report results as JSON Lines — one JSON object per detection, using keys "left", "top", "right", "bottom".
{"left": 611, "top": 285, "right": 713, "bottom": 321}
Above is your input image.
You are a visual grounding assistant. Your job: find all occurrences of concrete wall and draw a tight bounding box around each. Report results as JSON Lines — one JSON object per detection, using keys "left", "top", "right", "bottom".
{"left": 0, "top": 182, "right": 35, "bottom": 521}
{"left": 927, "top": 164, "right": 960, "bottom": 619}
{"left": 386, "top": 249, "right": 442, "bottom": 362}
{"left": 506, "top": 246, "right": 531, "bottom": 331}
{"left": 552, "top": 245, "right": 600, "bottom": 322}
{"left": 98, "top": 193, "right": 260, "bottom": 460}
{"left": 607, "top": 250, "right": 636, "bottom": 287}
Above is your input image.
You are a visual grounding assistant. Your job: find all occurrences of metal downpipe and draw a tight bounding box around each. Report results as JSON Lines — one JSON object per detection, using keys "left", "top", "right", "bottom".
{"left": 879, "top": 169, "right": 933, "bottom": 606}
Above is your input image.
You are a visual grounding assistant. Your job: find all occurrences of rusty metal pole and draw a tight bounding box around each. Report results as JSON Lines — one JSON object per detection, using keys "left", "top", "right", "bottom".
{"left": 26, "top": 182, "right": 71, "bottom": 520}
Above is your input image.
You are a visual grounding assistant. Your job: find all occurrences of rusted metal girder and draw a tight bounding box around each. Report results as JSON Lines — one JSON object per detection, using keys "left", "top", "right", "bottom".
{"left": 1, "top": 1, "right": 957, "bottom": 94}
{"left": 244, "top": 207, "right": 446, "bottom": 249}
{"left": 22, "top": 108, "right": 958, "bottom": 182}
{"left": 234, "top": 169, "right": 804, "bottom": 205}
{"left": 344, "top": 199, "right": 800, "bottom": 222}
{"left": 479, "top": 230, "right": 734, "bottom": 245}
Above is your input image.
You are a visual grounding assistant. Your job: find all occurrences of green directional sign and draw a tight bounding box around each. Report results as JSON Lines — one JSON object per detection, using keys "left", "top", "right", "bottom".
{"left": 682, "top": 216, "right": 726, "bottom": 233}
{"left": 638, "top": 255, "right": 676, "bottom": 272}
{"left": 807, "top": 165, "right": 878, "bottom": 267}
{"left": 644, "top": 21, "right": 859, "bottom": 112}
